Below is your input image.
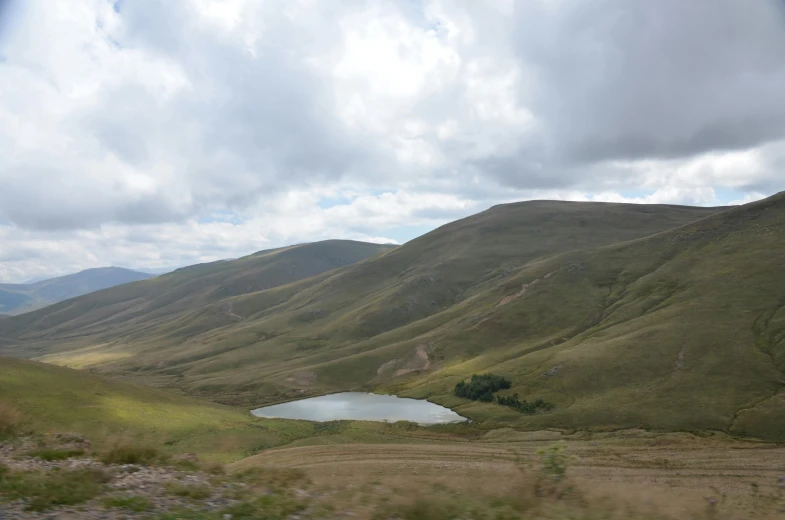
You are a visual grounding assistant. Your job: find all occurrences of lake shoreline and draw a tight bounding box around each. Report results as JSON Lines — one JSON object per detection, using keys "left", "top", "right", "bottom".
{"left": 250, "top": 391, "right": 466, "bottom": 425}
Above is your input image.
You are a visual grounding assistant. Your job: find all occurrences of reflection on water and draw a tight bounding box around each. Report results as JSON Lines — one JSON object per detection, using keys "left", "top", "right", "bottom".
{"left": 250, "top": 392, "right": 465, "bottom": 424}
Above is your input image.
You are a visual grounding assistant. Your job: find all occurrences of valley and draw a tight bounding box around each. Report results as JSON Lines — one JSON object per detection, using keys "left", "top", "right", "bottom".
{"left": 2, "top": 196, "right": 784, "bottom": 439}
{"left": 2, "top": 195, "right": 785, "bottom": 519}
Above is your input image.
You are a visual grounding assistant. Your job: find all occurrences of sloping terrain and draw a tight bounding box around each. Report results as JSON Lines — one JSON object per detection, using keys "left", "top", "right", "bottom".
{"left": 0, "top": 239, "right": 393, "bottom": 351}
{"left": 389, "top": 192, "right": 785, "bottom": 440}
{"left": 0, "top": 357, "right": 274, "bottom": 460}
{"left": 0, "top": 288, "right": 35, "bottom": 315}
{"left": 0, "top": 202, "right": 732, "bottom": 414}
{"left": 0, "top": 356, "right": 466, "bottom": 461}
{"left": 0, "top": 267, "right": 154, "bottom": 315}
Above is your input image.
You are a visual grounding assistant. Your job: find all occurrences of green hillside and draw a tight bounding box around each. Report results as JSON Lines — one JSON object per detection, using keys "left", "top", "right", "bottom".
{"left": 0, "top": 239, "right": 393, "bottom": 354}
{"left": 18, "top": 196, "right": 785, "bottom": 439}
{"left": 0, "top": 202, "right": 730, "bottom": 413}
{"left": 0, "top": 357, "right": 301, "bottom": 461}
{"left": 0, "top": 357, "right": 469, "bottom": 461}
{"left": 390, "top": 192, "right": 785, "bottom": 441}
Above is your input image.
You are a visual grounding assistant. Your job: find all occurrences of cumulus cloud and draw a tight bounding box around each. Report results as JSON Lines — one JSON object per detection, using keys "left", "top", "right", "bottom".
{"left": 0, "top": 0, "right": 784, "bottom": 281}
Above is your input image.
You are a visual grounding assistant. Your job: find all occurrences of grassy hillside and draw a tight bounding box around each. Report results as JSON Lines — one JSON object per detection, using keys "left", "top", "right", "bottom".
{"left": 0, "top": 240, "right": 393, "bottom": 347}
{"left": 0, "top": 357, "right": 478, "bottom": 461}
{"left": 0, "top": 267, "right": 154, "bottom": 315}
{"left": 384, "top": 192, "right": 785, "bottom": 441}
{"left": 0, "top": 357, "right": 279, "bottom": 460}
{"left": 0, "top": 202, "right": 727, "bottom": 408}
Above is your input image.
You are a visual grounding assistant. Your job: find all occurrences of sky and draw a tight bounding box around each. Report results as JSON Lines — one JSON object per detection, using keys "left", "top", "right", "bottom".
{"left": 1, "top": 0, "right": 784, "bottom": 282}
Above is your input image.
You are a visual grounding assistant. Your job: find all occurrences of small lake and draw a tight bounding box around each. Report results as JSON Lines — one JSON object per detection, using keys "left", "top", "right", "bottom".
{"left": 250, "top": 392, "right": 465, "bottom": 425}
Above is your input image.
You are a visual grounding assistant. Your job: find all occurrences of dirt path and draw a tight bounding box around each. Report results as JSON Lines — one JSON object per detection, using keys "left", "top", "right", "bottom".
{"left": 497, "top": 268, "right": 559, "bottom": 307}
{"left": 376, "top": 343, "right": 434, "bottom": 378}
{"left": 221, "top": 302, "right": 243, "bottom": 320}
{"left": 394, "top": 343, "right": 433, "bottom": 376}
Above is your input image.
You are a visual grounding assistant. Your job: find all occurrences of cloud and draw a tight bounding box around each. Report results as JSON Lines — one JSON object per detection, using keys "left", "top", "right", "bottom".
{"left": 0, "top": 0, "right": 784, "bottom": 281}
{"left": 514, "top": 0, "right": 785, "bottom": 159}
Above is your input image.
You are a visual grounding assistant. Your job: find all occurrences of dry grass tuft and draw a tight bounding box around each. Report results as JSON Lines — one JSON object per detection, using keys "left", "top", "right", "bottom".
{"left": 100, "top": 445, "right": 165, "bottom": 465}
{"left": 232, "top": 466, "right": 310, "bottom": 492}
{"left": 0, "top": 401, "right": 20, "bottom": 438}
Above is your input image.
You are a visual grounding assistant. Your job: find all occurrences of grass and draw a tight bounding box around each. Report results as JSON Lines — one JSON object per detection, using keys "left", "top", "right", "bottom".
{"left": 100, "top": 445, "right": 163, "bottom": 465}
{"left": 165, "top": 482, "right": 213, "bottom": 500}
{"left": 231, "top": 466, "right": 309, "bottom": 491}
{"left": 221, "top": 493, "right": 306, "bottom": 519}
{"left": 373, "top": 494, "right": 526, "bottom": 520}
{"left": 0, "top": 357, "right": 359, "bottom": 461}
{"left": 0, "top": 357, "right": 497, "bottom": 463}
{"left": 27, "top": 447, "right": 86, "bottom": 461}
{"left": 0, "top": 467, "right": 110, "bottom": 511}
{"left": 4, "top": 411, "right": 785, "bottom": 519}
{"left": 0, "top": 239, "right": 393, "bottom": 342}
{"left": 0, "top": 401, "right": 20, "bottom": 439}
{"left": 152, "top": 508, "right": 219, "bottom": 520}
{"left": 102, "top": 494, "right": 154, "bottom": 512}
{"left": 229, "top": 434, "right": 785, "bottom": 519}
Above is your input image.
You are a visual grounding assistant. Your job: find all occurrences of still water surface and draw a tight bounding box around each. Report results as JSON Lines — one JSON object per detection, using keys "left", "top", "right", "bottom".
{"left": 250, "top": 392, "right": 465, "bottom": 424}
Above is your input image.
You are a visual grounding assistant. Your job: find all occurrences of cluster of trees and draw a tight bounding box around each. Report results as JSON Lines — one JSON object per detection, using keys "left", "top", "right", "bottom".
{"left": 496, "top": 394, "right": 555, "bottom": 414}
{"left": 454, "top": 373, "right": 555, "bottom": 414}
{"left": 453, "top": 373, "right": 511, "bottom": 402}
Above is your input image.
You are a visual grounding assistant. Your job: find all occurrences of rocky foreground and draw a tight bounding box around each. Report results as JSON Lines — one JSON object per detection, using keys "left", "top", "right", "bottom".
{"left": 0, "top": 434, "right": 312, "bottom": 519}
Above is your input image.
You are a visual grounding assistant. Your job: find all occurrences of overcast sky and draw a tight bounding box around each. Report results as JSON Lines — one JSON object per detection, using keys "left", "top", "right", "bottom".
{"left": 1, "top": 0, "right": 784, "bottom": 282}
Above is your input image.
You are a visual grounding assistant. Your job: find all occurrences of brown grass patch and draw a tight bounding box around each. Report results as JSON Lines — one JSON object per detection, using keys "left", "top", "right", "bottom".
{"left": 230, "top": 437, "right": 785, "bottom": 519}
{"left": 100, "top": 445, "right": 164, "bottom": 465}
{"left": 0, "top": 401, "right": 20, "bottom": 437}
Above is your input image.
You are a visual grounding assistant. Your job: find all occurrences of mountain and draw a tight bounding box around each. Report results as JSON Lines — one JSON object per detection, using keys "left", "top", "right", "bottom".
{"left": 23, "top": 276, "right": 50, "bottom": 284}
{"left": 135, "top": 266, "right": 180, "bottom": 276}
{"left": 0, "top": 267, "right": 155, "bottom": 315}
{"left": 0, "top": 239, "right": 395, "bottom": 353}
{"left": 1, "top": 201, "right": 745, "bottom": 426}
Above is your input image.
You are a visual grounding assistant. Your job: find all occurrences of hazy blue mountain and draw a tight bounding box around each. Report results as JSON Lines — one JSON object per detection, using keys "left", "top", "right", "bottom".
{"left": 134, "top": 266, "right": 180, "bottom": 276}
{"left": 0, "top": 267, "right": 154, "bottom": 315}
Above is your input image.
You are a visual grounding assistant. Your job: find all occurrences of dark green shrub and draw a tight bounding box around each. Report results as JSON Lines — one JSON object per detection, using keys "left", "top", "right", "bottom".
{"left": 496, "top": 394, "right": 554, "bottom": 414}
{"left": 454, "top": 374, "right": 554, "bottom": 413}
{"left": 453, "top": 374, "right": 511, "bottom": 401}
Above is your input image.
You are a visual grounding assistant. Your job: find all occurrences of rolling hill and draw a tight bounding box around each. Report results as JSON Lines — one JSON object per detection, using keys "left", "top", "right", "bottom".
{"left": 0, "top": 357, "right": 266, "bottom": 459}
{"left": 0, "top": 239, "right": 395, "bottom": 356}
{"left": 0, "top": 357, "right": 413, "bottom": 462}
{"left": 2, "top": 200, "right": 754, "bottom": 431}
{"left": 0, "top": 267, "right": 155, "bottom": 315}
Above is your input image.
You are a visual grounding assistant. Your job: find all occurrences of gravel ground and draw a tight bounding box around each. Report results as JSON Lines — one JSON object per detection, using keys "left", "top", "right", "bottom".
{"left": 0, "top": 435, "right": 249, "bottom": 519}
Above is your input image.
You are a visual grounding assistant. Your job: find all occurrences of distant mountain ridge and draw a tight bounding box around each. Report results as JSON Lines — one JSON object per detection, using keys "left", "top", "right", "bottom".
{"left": 0, "top": 239, "right": 395, "bottom": 330}
{"left": 0, "top": 267, "right": 155, "bottom": 315}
